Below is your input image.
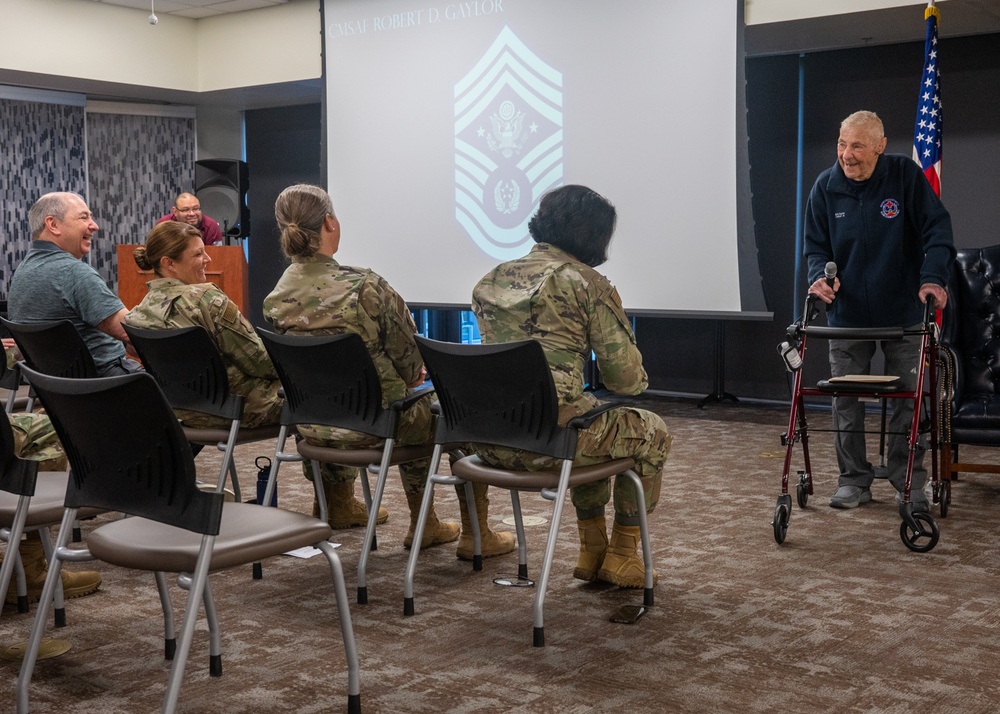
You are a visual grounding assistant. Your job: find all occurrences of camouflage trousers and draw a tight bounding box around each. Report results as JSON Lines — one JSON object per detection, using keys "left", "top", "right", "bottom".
{"left": 473, "top": 406, "right": 671, "bottom": 518}
{"left": 175, "top": 377, "right": 284, "bottom": 430}
{"left": 295, "top": 393, "right": 435, "bottom": 496}
{"left": 8, "top": 412, "right": 68, "bottom": 471}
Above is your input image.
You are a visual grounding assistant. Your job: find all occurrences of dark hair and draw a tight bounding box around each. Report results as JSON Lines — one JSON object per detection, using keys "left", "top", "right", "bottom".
{"left": 527, "top": 185, "right": 617, "bottom": 267}
{"left": 134, "top": 221, "right": 201, "bottom": 275}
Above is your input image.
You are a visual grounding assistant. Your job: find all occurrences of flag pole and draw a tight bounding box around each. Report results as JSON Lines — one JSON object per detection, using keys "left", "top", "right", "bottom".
{"left": 913, "top": 0, "right": 942, "bottom": 197}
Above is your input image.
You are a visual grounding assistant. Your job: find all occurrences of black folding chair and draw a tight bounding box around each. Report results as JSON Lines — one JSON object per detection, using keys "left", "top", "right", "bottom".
{"left": 1, "top": 318, "right": 98, "bottom": 381}
{"left": 2, "top": 318, "right": 100, "bottom": 542}
{"left": 14, "top": 366, "right": 360, "bottom": 714}
{"left": 123, "top": 324, "right": 281, "bottom": 503}
{"left": 0, "top": 411, "right": 102, "bottom": 621}
{"left": 404, "top": 337, "right": 654, "bottom": 647}
{"left": 257, "top": 329, "right": 435, "bottom": 604}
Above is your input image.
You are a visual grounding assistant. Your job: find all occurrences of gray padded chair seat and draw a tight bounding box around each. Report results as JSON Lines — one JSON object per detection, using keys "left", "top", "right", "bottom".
{"left": 296, "top": 440, "right": 432, "bottom": 467}
{"left": 181, "top": 423, "right": 281, "bottom": 446}
{"left": 0, "top": 471, "right": 103, "bottom": 526}
{"left": 452, "top": 455, "right": 636, "bottom": 491}
{"left": 86, "top": 502, "right": 333, "bottom": 573}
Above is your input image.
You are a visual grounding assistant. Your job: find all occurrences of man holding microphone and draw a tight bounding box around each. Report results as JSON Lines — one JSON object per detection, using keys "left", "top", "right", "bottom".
{"left": 804, "top": 110, "right": 954, "bottom": 511}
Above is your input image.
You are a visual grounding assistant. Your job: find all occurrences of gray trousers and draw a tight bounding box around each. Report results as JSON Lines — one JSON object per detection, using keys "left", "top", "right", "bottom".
{"left": 828, "top": 328, "right": 926, "bottom": 493}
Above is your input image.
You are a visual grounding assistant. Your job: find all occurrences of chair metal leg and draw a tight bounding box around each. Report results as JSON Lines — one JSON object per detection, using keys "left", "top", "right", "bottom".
{"left": 15, "top": 510, "right": 77, "bottom": 713}
{"left": 13, "top": 552, "right": 29, "bottom": 613}
{"left": 261, "top": 425, "right": 289, "bottom": 509}
{"left": 532, "top": 460, "right": 574, "bottom": 647}
{"left": 509, "top": 491, "right": 529, "bottom": 579}
{"left": 312, "top": 461, "right": 328, "bottom": 524}
{"left": 403, "top": 445, "right": 445, "bottom": 615}
{"left": 215, "top": 419, "right": 242, "bottom": 501}
{"left": 203, "top": 582, "right": 222, "bottom": 677}
{"left": 357, "top": 440, "right": 395, "bottom": 604}
{"left": 37, "top": 526, "right": 67, "bottom": 626}
{"left": 0, "top": 496, "right": 31, "bottom": 617}
{"left": 620, "top": 469, "right": 655, "bottom": 607}
{"left": 315, "top": 540, "right": 361, "bottom": 713}
{"left": 360, "top": 464, "right": 378, "bottom": 552}
{"left": 176, "top": 571, "right": 222, "bottom": 676}
{"left": 254, "top": 425, "right": 294, "bottom": 580}
{"left": 403, "top": 482, "right": 437, "bottom": 614}
{"left": 161, "top": 537, "right": 215, "bottom": 714}
{"left": 462, "top": 480, "right": 481, "bottom": 571}
{"left": 154, "top": 571, "right": 177, "bottom": 660}
{"left": 225, "top": 458, "right": 242, "bottom": 503}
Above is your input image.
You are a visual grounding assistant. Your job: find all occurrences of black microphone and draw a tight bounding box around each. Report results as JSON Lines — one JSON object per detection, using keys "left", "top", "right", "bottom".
{"left": 824, "top": 261, "right": 837, "bottom": 289}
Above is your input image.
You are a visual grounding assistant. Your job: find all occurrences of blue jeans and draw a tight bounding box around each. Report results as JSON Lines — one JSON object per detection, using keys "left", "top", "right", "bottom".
{"left": 97, "top": 355, "right": 144, "bottom": 377}
{"left": 827, "top": 327, "right": 926, "bottom": 493}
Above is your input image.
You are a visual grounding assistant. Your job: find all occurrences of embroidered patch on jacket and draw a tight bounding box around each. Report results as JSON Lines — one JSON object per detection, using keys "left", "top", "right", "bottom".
{"left": 880, "top": 199, "right": 900, "bottom": 218}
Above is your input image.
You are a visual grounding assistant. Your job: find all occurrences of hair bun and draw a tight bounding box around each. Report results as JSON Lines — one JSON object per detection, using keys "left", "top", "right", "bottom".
{"left": 132, "top": 245, "right": 153, "bottom": 271}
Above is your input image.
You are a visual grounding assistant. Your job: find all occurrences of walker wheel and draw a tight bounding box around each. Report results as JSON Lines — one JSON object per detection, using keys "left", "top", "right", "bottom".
{"left": 938, "top": 481, "right": 950, "bottom": 518}
{"left": 796, "top": 472, "right": 809, "bottom": 509}
{"left": 899, "top": 512, "right": 940, "bottom": 553}
{"left": 772, "top": 500, "right": 790, "bottom": 544}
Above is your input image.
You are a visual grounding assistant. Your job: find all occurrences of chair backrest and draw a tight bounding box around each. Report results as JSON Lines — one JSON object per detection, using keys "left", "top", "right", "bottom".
{"left": 123, "top": 323, "right": 242, "bottom": 422}
{"left": 0, "top": 352, "right": 20, "bottom": 392}
{"left": 0, "top": 318, "right": 22, "bottom": 391}
{"left": 0, "top": 410, "right": 40, "bottom": 499}
{"left": 414, "top": 336, "right": 576, "bottom": 460}
{"left": 257, "top": 329, "right": 393, "bottom": 439}
{"left": 0, "top": 318, "right": 98, "bottom": 379}
{"left": 941, "top": 244, "right": 1000, "bottom": 397}
{"left": 19, "top": 364, "right": 224, "bottom": 534}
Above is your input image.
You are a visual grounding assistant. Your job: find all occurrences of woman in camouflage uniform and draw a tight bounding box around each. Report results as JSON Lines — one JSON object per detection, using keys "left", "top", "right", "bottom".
{"left": 472, "top": 185, "right": 672, "bottom": 588}
{"left": 263, "top": 184, "right": 515, "bottom": 558}
{"left": 125, "top": 221, "right": 282, "bottom": 430}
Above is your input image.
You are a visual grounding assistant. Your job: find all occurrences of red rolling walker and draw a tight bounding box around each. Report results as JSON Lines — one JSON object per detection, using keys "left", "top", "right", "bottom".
{"left": 772, "top": 294, "right": 942, "bottom": 553}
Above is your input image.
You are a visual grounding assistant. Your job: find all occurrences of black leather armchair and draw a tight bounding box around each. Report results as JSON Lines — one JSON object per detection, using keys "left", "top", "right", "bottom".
{"left": 938, "top": 244, "right": 1000, "bottom": 498}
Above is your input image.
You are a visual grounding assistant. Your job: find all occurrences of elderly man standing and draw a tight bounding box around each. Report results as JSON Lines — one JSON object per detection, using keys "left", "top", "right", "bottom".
{"left": 156, "top": 192, "right": 224, "bottom": 245}
{"left": 8, "top": 192, "right": 140, "bottom": 376}
{"left": 804, "top": 110, "right": 954, "bottom": 512}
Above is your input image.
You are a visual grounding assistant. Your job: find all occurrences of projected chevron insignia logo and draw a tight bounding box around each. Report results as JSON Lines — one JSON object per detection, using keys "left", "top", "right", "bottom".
{"left": 454, "top": 26, "right": 564, "bottom": 260}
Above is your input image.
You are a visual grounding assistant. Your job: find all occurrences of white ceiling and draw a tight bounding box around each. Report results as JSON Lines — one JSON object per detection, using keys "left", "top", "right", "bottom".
{"left": 746, "top": 0, "right": 1000, "bottom": 56}
{"left": 48, "top": 0, "right": 1000, "bottom": 109}
{"left": 86, "top": 0, "right": 288, "bottom": 19}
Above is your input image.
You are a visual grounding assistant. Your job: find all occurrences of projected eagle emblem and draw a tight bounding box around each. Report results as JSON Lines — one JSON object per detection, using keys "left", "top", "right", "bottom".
{"left": 487, "top": 101, "right": 528, "bottom": 158}
{"left": 454, "top": 26, "right": 564, "bottom": 260}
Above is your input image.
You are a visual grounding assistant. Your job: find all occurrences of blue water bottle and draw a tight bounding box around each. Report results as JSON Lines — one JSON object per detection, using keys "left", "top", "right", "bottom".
{"left": 256, "top": 456, "right": 277, "bottom": 507}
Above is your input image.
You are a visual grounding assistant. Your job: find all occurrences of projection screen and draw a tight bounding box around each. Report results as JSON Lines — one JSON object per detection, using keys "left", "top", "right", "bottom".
{"left": 322, "top": 0, "right": 763, "bottom": 314}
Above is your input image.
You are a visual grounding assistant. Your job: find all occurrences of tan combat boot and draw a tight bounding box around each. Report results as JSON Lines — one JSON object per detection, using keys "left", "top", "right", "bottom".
{"left": 313, "top": 480, "right": 389, "bottom": 530}
{"left": 597, "top": 522, "right": 656, "bottom": 588}
{"left": 455, "top": 482, "right": 516, "bottom": 560}
{"left": 3, "top": 531, "right": 102, "bottom": 606}
{"left": 403, "top": 491, "right": 461, "bottom": 549}
{"left": 573, "top": 516, "right": 608, "bottom": 582}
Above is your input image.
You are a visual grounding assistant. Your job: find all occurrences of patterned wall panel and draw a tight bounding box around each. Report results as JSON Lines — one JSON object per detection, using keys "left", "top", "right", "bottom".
{"left": 0, "top": 98, "right": 86, "bottom": 301}
{"left": 86, "top": 112, "right": 196, "bottom": 288}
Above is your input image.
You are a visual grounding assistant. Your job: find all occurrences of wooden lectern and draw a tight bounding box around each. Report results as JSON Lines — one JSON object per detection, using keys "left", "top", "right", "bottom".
{"left": 116, "top": 244, "right": 250, "bottom": 315}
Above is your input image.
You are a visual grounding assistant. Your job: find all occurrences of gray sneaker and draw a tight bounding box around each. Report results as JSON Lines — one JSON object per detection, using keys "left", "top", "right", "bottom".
{"left": 895, "top": 490, "right": 930, "bottom": 513}
{"left": 829, "top": 485, "right": 873, "bottom": 509}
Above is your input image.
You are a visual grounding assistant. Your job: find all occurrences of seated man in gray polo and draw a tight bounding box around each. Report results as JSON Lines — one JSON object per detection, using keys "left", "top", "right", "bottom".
{"left": 8, "top": 192, "right": 140, "bottom": 376}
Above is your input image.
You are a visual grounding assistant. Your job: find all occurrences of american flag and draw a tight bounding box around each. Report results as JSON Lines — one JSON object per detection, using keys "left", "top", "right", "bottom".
{"left": 913, "top": 2, "right": 942, "bottom": 196}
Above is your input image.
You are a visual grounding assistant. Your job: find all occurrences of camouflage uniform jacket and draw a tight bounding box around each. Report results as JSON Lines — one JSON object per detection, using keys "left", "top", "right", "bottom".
{"left": 4, "top": 347, "right": 65, "bottom": 468}
{"left": 473, "top": 242, "right": 648, "bottom": 425}
{"left": 125, "top": 278, "right": 281, "bottom": 424}
{"left": 263, "top": 255, "right": 421, "bottom": 405}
